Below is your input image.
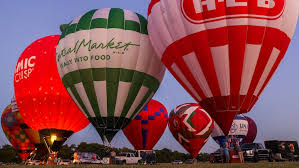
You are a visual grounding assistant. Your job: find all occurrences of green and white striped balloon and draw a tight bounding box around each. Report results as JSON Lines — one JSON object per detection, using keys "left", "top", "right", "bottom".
{"left": 56, "top": 8, "right": 165, "bottom": 144}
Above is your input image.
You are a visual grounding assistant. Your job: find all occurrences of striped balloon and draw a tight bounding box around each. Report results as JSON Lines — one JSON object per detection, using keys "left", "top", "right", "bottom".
{"left": 148, "top": 0, "right": 299, "bottom": 134}
{"left": 56, "top": 8, "right": 165, "bottom": 144}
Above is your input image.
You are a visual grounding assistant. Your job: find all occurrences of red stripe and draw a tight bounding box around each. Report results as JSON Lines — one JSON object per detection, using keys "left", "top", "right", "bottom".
{"left": 228, "top": 26, "right": 247, "bottom": 110}
{"left": 148, "top": 0, "right": 161, "bottom": 16}
{"left": 241, "top": 27, "right": 290, "bottom": 111}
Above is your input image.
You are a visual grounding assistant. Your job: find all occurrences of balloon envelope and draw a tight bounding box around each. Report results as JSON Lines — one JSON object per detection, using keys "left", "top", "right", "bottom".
{"left": 148, "top": 0, "right": 299, "bottom": 134}
{"left": 1, "top": 105, "right": 35, "bottom": 160}
{"left": 168, "top": 103, "right": 214, "bottom": 158}
{"left": 123, "top": 99, "right": 168, "bottom": 150}
{"left": 14, "top": 35, "right": 89, "bottom": 151}
{"left": 243, "top": 116, "right": 257, "bottom": 144}
{"left": 212, "top": 115, "right": 248, "bottom": 147}
{"left": 56, "top": 8, "right": 165, "bottom": 144}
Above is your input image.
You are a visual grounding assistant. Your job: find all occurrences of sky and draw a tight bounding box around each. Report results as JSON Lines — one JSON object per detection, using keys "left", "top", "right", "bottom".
{"left": 0, "top": 0, "right": 298, "bottom": 154}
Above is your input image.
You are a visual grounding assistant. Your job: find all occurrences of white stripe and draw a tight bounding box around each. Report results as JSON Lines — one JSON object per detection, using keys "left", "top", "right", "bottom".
{"left": 57, "top": 33, "right": 80, "bottom": 75}
{"left": 125, "top": 86, "right": 150, "bottom": 118}
{"left": 171, "top": 63, "right": 202, "bottom": 101}
{"left": 114, "top": 82, "right": 131, "bottom": 117}
{"left": 254, "top": 47, "right": 280, "bottom": 96}
{"left": 124, "top": 9, "right": 140, "bottom": 23}
{"left": 74, "top": 83, "right": 95, "bottom": 117}
{"left": 240, "top": 44, "right": 261, "bottom": 95}
{"left": 106, "top": 29, "right": 124, "bottom": 68}
{"left": 89, "top": 29, "right": 108, "bottom": 69}
{"left": 135, "top": 35, "right": 154, "bottom": 73}
{"left": 92, "top": 8, "right": 110, "bottom": 19}
{"left": 145, "top": 37, "right": 166, "bottom": 83}
{"left": 183, "top": 52, "right": 213, "bottom": 98}
{"left": 147, "top": 2, "right": 173, "bottom": 59}
{"left": 159, "top": 0, "right": 188, "bottom": 42}
{"left": 211, "top": 45, "right": 230, "bottom": 96}
{"left": 120, "top": 30, "right": 140, "bottom": 70}
{"left": 94, "top": 81, "right": 107, "bottom": 117}
{"left": 66, "top": 88, "right": 87, "bottom": 118}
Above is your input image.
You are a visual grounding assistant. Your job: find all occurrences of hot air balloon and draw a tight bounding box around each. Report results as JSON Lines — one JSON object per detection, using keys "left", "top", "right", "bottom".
{"left": 147, "top": 0, "right": 299, "bottom": 134}
{"left": 1, "top": 105, "right": 35, "bottom": 160}
{"left": 56, "top": 8, "right": 165, "bottom": 145}
{"left": 11, "top": 97, "right": 40, "bottom": 148}
{"left": 168, "top": 103, "right": 214, "bottom": 158}
{"left": 14, "top": 35, "right": 89, "bottom": 153}
{"left": 212, "top": 115, "right": 248, "bottom": 147}
{"left": 243, "top": 116, "right": 257, "bottom": 144}
{"left": 123, "top": 99, "right": 168, "bottom": 150}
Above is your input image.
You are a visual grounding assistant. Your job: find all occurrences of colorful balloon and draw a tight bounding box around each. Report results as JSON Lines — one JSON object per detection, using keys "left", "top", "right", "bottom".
{"left": 243, "top": 116, "right": 257, "bottom": 144}
{"left": 147, "top": 0, "right": 299, "bottom": 134}
{"left": 168, "top": 103, "right": 214, "bottom": 158}
{"left": 1, "top": 105, "right": 35, "bottom": 160}
{"left": 56, "top": 8, "right": 165, "bottom": 144}
{"left": 211, "top": 115, "right": 248, "bottom": 147}
{"left": 123, "top": 99, "right": 168, "bottom": 150}
{"left": 14, "top": 35, "right": 89, "bottom": 152}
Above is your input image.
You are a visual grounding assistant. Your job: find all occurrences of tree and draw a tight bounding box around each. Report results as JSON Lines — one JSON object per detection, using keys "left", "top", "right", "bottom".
{"left": 0, "top": 145, "right": 21, "bottom": 163}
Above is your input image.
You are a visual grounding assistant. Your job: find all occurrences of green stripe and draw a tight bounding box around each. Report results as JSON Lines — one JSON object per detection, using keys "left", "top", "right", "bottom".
{"left": 69, "top": 86, "right": 91, "bottom": 118}
{"left": 136, "top": 13, "right": 148, "bottom": 35}
{"left": 91, "top": 18, "right": 108, "bottom": 29}
{"left": 106, "top": 68, "right": 120, "bottom": 117}
{"left": 120, "top": 71, "right": 145, "bottom": 118}
{"left": 63, "top": 24, "right": 78, "bottom": 40}
{"left": 108, "top": 8, "right": 124, "bottom": 29}
{"left": 187, "top": 111, "right": 196, "bottom": 128}
{"left": 59, "top": 8, "right": 148, "bottom": 43}
{"left": 59, "top": 22, "right": 72, "bottom": 41}
{"left": 82, "top": 81, "right": 101, "bottom": 118}
{"left": 76, "top": 9, "right": 97, "bottom": 31}
{"left": 62, "top": 68, "right": 161, "bottom": 121}
{"left": 62, "top": 68, "right": 160, "bottom": 91}
{"left": 125, "top": 20, "right": 140, "bottom": 33}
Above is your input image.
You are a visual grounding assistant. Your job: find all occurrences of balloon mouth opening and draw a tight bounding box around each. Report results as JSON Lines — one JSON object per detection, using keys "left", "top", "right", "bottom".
{"left": 38, "top": 129, "right": 73, "bottom": 152}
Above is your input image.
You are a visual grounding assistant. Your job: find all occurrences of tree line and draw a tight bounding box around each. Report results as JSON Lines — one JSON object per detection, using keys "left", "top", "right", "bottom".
{"left": 0, "top": 142, "right": 210, "bottom": 163}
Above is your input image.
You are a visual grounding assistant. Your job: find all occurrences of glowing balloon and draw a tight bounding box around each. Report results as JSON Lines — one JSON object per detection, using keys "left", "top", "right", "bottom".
{"left": 123, "top": 99, "right": 168, "bottom": 150}
{"left": 11, "top": 97, "right": 40, "bottom": 147}
{"left": 1, "top": 105, "right": 35, "bottom": 160}
{"left": 56, "top": 8, "right": 165, "bottom": 144}
{"left": 168, "top": 103, "right": 214, "bottom": 158}
{"left": 14, "top": 35, "right": 89, "bottom": 152}
{"left": 148, "top": 0, "right": 299, "bottom": 134}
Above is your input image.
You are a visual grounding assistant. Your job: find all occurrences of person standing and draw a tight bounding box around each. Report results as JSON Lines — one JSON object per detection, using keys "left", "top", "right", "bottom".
{"left": 224, "top": 141, "right": 230, "bottom": 163}
{"left": 235, "top": 140, "right": 244, "bottom": 163}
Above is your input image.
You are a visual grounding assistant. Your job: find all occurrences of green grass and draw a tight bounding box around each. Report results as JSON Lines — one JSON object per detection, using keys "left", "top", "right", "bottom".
{"left": 2, "top": 162, "right": 299, "bottom": 168}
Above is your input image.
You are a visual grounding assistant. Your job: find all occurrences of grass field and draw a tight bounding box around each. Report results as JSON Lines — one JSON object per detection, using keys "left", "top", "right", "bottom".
{"left": 2, "top": 162, "right": 299, "bottom": 168}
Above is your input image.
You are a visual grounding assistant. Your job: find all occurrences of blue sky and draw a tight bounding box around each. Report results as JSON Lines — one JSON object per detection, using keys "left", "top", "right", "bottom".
{"left": 0, "top": 0, "right": 298, "bottom": 154}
